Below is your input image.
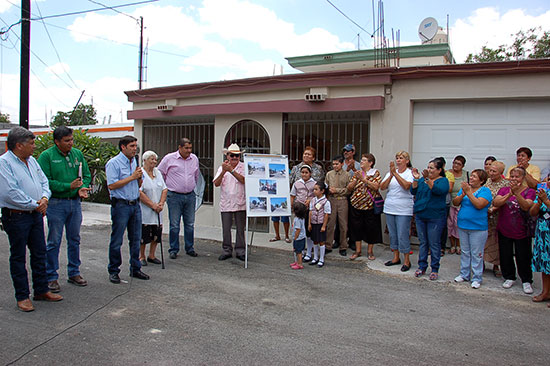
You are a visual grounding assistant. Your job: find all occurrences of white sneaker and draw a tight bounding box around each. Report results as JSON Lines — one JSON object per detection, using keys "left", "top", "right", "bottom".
{"left": 471, "top": 281, "right": 481, "bottom": 289}
{"left": 502, "top": 279, "right": 515, "bottom": 289}
{"left": 454, "top": 276, "right": 465, "bottom": 283}
{"left": 523, "top": 283, "right": 534, "bottom": 294}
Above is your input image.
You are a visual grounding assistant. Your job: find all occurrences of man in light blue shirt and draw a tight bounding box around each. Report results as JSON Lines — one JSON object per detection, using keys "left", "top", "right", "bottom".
{"left": 0, "top": 126, "right": 63, "bottom": 312}
{"left": 105, "top": 135, "right": 149, "bottom": 283}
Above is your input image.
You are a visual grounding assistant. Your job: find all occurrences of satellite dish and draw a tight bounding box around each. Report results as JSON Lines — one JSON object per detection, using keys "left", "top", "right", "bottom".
{"left": 418, "top": 17, "right": 438, "bottom": 43}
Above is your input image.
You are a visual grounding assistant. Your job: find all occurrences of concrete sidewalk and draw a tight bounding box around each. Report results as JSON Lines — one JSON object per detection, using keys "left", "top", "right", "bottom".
{"left": 81, "top": 202, "right": 542, "bottom": 298}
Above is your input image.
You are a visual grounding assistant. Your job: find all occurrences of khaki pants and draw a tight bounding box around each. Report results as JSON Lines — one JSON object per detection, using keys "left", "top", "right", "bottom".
{"left": 326, "top": 198, "right": 348, "bottom": 250}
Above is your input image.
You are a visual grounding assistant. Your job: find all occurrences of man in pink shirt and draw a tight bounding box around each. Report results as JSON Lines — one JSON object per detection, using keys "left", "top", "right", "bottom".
{"left": 213, "top": 143, "right": 246, "bottom": 261}
{"left": 157, "top": 138, "right": 200, "bottom": 259}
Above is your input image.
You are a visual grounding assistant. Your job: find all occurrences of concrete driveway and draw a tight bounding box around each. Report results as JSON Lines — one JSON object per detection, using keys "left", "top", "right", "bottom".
{"left": 0, "top": 219, "right": 548, "bottom": 365}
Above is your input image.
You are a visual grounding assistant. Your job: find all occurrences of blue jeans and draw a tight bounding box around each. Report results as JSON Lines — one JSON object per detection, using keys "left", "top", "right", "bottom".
{"left": 167, "top": 191, "right": 196, "bottom": 254}
{"left": 1, "top": 211, "right": 49, "bottom": 301}
{"left": 416, "top": 216, "right": 445, "bottom": 272}
{"left": 108, "top": 201, "right": 142, "bottom": 275}
{"left": 385, "top": 214, "right": 412, "bottom": 254}
{"left": 458, "top": 228, "right": 488, "bottom": 283}
{"left": 46, "top": 198, "right": 82, "bottom": 281}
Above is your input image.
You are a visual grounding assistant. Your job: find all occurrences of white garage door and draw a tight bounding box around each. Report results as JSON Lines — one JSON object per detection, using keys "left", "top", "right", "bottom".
{"left": 412, "top": 100, "right": 550, "bottom": 173}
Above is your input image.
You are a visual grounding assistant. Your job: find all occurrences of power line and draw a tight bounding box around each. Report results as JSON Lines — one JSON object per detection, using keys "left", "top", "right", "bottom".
{"left": 87, "top": 0, "right": 140, "bottom": 23}
{"left": 34, "top": 1, "right": 80, "bottom": 90}
{"left": 30, "top": 0, "right": 158, "bottom": 21}
{"left": 0, "top": 17, "right": 78, "bottom": 91}
{"left": 325, "top": 0, "right": 373, "bottom": 37}
{"left": 42, "top": 21, "right": 190, "bottom": 59}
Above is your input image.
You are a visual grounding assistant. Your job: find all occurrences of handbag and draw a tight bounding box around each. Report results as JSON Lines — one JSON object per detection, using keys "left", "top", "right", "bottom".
{"left": 366, "top": 189, "right": 384, "bottom": 215}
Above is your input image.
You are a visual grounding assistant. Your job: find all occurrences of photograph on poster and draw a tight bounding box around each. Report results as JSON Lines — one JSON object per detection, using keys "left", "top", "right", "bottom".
{"left": 247, "top": 161, "right": 266, "bottom": 177}
{"left": 249, "top": 197, "right": 267, "bottom": 212}
{"left": 269, "top": 163, "right": 286, "bottom": 178}
{"left": 259, "top": 179, "right": 277, "bottom": 194}
{"left": 270, "top": 197, "right": 288, "bottom": 213}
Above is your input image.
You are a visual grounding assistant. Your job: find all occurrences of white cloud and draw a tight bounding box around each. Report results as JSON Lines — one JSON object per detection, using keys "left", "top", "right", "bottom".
{"left": 451, "top": 7, "right": 550, "bottom": 62}
{"left": 198, "top": 0, "right": 354, "bottom": 56}
{"left": 44, "top": 62, "right": 71, "bottom": 77}
{"left": 1, "top": 73, "right": 134, "bottom": 125}
{"left": 0, "top": 0, "right": 12, "bottom": 13}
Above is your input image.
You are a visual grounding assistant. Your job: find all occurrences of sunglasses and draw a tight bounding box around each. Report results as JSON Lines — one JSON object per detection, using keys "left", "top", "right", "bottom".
{"left": 229, "top": 153, "right": 240, "bottom": 158}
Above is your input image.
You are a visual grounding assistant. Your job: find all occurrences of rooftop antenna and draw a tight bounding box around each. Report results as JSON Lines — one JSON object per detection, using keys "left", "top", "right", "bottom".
{"left": 418, "top": 17, "right": 438, "bottom": 43}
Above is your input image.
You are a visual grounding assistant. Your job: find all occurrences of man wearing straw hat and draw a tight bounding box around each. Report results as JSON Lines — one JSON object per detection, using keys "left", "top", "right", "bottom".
{"left": 213, "top": 143, "right": 246, "bottom": 261}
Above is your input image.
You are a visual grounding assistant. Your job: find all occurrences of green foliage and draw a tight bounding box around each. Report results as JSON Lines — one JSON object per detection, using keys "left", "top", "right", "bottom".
{"left": 465, "top": 27, "right": 550, "bottom": 63}
{"left": 50, "top": 103, "right": 98, "bottom": 128}
{"left": 34, "top": 129, "right": 119, "bottom": 203}
{"left": 0, "top": 111, "right": 10, "bottom": 123}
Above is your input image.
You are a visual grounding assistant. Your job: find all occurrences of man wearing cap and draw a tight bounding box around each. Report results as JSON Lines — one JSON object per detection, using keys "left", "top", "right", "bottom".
{"left": 157, "top": 138, "right": 200, "bottom": 259}
{"left": 37, "top": 126, "right": 91, "bottom": 293}
{"left": 0, "top": 126, "right": 63, "bottom": 312}
{"left": 343, "top": 144, "right": 360, "bottom": 176}
{"left": 213, "top": 143, "right": 246, "bottom": 261}
{"left": 106, "top": 135, "right": 149, "bottom": 283}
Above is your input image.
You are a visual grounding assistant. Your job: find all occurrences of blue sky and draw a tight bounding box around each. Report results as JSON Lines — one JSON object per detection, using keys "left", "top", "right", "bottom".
{"left": 1, "top": 0, "right": 549, "bottom": 125}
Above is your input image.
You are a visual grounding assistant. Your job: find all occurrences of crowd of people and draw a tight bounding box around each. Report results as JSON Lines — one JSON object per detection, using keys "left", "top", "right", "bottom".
{"left": 281, "top": 144, "right": 550, "bottom": 309}
{"left": 1, "top": 125, "right": 549, "bottom": 313}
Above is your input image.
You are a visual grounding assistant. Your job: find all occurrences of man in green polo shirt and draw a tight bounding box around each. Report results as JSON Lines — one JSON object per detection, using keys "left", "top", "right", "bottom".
{"left": 37, "top": 126, "right": 91, "bottom": 293}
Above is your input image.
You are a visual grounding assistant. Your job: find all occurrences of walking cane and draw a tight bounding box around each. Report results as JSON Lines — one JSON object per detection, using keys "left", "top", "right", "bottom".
{"left": 158, "top": 211, "right": 165, "bottom": 269}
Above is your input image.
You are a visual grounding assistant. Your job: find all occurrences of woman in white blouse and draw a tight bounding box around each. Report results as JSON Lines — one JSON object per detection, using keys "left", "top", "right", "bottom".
{"left": 139, "top": 151, "right": 168, "bottom": 266}
{"left": 380, "top": 151, "right": 415, "bottom": 272}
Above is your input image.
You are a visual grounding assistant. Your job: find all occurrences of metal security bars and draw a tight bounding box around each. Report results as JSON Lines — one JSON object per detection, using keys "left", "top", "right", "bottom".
{"left": 142, "top": 119, "right": 215, "bottom": 204}
{"left": 283, "top": 112, "right": 370, "bottom": 172}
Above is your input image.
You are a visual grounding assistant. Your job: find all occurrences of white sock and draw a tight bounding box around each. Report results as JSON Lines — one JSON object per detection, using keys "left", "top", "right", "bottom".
{"left": 314, "top": 244, "right": 319, "bottom": 261}
{"left": 319, "top": 245, "right": 326, "bottom": 263}
{"left": 306, "top": 238, "right": 313, "bottom": 258}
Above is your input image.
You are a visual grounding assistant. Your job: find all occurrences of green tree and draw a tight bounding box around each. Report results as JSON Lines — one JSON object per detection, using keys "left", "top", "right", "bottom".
{"left": 34, "top": 129, "right": 119, "bottom": 203}
{"left": 50, "top": 103, "right": 98, "bottom": 128}
{"left": 465, "top": 27, "right": 550, "bottom": 63}
{"left": 0, "top": 111, "right": 10, "bottom": 123}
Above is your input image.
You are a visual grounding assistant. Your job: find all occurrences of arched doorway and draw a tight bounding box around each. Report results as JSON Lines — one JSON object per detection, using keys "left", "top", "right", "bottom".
{"left": 224, "top": 119, "right": 271, "bottom": 232}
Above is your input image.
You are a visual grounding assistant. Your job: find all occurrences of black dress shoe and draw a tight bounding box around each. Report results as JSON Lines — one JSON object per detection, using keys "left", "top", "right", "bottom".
{"left": 332, "top": 242, "right": 340, "bottom": 249}
{"left": 339, "top": 249, "right": 347, "bottom": 256}
{"left": 325, "top": 249, "right": 333, "bottom": 254}
{"left": 401, "top": 264, "right": 411, "bottom": 272}
{"left": 109, "top": 273, "right": 121, "bottom": 284}
{"left": 218, "top": 254, "right": 232, "bottom": 261}
{"left": 186, "top": 251, "right": 198, "bottom": 257}
{"left": 384, "top": 260, "right": 401, "bottom": 267}
{"left": 130, "top": 270, "right": 150, "bottom": 280}
{"left": 147, "top": 257, "right": 161, "bottom": 264}
{"left": 140, "top": 259, "right": 147, "bottom": 266}
{"left": 169, "top": 252, "right": 177, "bottom": 259}
{"left": 236, "top": 254, "right": 245, "bottom": 261}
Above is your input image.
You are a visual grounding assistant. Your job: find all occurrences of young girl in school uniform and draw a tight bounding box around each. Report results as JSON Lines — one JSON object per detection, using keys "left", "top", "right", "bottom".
{"left": 290, "top": 202, "right": 308, "bottom": 270}
{"left": 308, "top": 182, "right": 332, "bottom": 268}
{"left": 290, "top": 165, "right": 316, "bottom": 262}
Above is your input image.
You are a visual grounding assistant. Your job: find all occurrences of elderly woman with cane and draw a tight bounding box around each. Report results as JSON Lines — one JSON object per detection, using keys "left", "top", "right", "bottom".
{"left": 139, "top": 150, "right": 168, "bottom": 267}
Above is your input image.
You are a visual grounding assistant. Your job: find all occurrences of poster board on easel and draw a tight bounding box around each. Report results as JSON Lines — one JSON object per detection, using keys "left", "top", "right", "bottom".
{"left": 243, "top": 153, "right": 291, "bottom": 268}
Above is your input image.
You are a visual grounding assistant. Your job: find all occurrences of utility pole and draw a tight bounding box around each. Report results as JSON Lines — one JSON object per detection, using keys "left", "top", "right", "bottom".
{"left": 138, "top": 16, "right": 143, "bottom": 89}
{"left": 19, "top": 0, "right": 31, "bottom": 129}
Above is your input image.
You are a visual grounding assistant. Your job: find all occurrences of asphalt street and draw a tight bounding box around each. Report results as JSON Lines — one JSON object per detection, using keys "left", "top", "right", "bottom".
{"left": 0, "top": 224, "right": 548, "bottom": 366}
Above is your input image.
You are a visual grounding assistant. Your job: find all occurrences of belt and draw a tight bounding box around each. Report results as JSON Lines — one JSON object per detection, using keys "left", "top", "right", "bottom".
{"left": 111, "top": 197, "right": 140, "bottom": 205}
{"left": 331, "top": 196, "right": 348, "bottom": 200}
{"left": 51, "top": 196, "right": 80, "bottom": 200}
{"left": 1, "top": 207, "right": 33, "bottom": 216}
{"left": 169, "top": 190, "right": 194, "bottom": 195}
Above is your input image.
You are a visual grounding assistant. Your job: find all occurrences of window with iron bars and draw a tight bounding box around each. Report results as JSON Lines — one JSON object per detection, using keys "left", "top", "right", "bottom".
{"left": 142, "top": 118, "right": 215, "bottom": 204}
{"left": 283, "top": 111, "right": 370, "bottom": 172}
